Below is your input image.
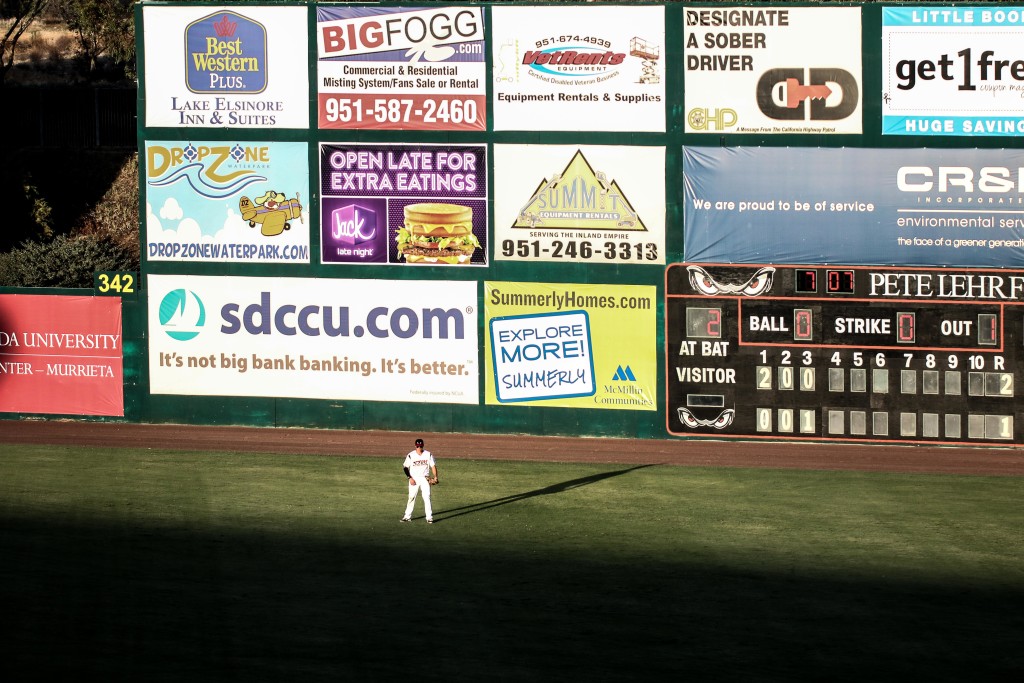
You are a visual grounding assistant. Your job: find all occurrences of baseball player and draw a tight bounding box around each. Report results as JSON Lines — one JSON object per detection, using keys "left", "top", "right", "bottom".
{"left": 401, "top": 438, "right": 438, "bottom": 523}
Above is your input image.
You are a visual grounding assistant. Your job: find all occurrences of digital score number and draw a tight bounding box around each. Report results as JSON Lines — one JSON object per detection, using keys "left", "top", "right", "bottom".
{"left": 685, "top": 308, "right": 722, "bottom": 339}
{"left": 794, "top": 309, "right": 813, "bottom": 341}
{"left": 795, "top": 268, "right": 855, "bottom": 294}
{"left": 897, "top": 312, "right": 915, "bottom": 344}
{"left": 795, "top": 269, "right": 817, "bottom": 293}
{"left": 825, "top": 269, "right": 855, "bottom": 294}
{"left": 666, "top": 264, "right": 1024, "bottom": 446}
{"left": 979, "top": 313, "right": 998, "bottom": 346}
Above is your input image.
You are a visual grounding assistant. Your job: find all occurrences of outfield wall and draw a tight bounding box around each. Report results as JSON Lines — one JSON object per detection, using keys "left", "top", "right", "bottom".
{"left": 4, "top": 1, "right": 1024, "bottom": 447}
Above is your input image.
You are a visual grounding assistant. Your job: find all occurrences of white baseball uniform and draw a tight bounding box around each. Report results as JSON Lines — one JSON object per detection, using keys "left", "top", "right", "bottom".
{"left": 402, "top": 448, "right": 436, "bottom": 522}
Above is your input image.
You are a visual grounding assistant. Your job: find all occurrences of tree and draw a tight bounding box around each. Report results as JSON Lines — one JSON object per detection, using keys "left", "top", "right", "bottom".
{"left": 54, "top": 0, "right": 133, "bottom": 80}
{"left": 0, "top": 0, "right": 50, "bottom": 86}
{"left": 0, "top": 234, "right": 133, "bottom": 287}
{"left": 74, "top": 153, "right": 139, "bottom": 266}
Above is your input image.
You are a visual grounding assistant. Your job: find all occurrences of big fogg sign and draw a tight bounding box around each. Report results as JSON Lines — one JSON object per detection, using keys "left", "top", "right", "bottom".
{"left": 318, "top": 7, "right": 482, "bottom": 58}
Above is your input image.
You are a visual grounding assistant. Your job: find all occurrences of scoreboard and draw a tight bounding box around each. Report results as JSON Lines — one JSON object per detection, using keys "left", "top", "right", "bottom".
{"left": 666, "top": 263, "right": 1024, "bottom": 446}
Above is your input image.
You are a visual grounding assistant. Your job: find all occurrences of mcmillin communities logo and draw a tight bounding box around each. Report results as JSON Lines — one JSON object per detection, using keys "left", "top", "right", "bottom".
{"left": 612, "top": 365, "right": 636, "bottom": 381}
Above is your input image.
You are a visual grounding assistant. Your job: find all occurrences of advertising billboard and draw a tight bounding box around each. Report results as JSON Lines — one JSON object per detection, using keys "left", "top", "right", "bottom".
{"left": 491, "top": 4, "right": 666, "bottom": 132}
{"left": 148, "top": 275, "right": 478, "bottom": 404}
{"left": 145, "top": 141, "right": 310, "bottom": 263}
{"left": 320, "top": 143, "right": 488, "bottom": 266}
{"left": 316, "top": 5, "right": 486, "bottom": 131}
{"left": 493, "top": 145, "right": 665, "bottom": 264}
{"left": 683, "top": 146, "right": 1024, "bottom": 267}
{"left": 142, "top": 5, "right": 309, "bottom": 129}
{"left": 882, "top": 6, "right": 1024, "bottom": 136}
{"left": 0, "top": 295, "right": 123, "bottom": 416}
{"left": 683, "top": 6, "right": 862, "bottom": 134}
{"left": 484, "top": 281, "right": 656, "bottom": 410}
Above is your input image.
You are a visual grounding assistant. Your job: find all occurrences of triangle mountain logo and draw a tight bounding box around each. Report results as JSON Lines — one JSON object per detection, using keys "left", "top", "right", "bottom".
{"left": 512, "top": 150, "right": 647, "bottom": 232}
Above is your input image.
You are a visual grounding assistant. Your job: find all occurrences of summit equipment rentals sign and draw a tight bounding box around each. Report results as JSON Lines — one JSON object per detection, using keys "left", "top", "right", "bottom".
{"left": 494, "top": 144, "right": 665, "bottom": 264}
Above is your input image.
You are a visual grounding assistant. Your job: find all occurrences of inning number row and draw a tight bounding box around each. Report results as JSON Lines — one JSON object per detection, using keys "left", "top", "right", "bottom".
{"left": 756, "top": 366, "right": 1014, "bottom": 397}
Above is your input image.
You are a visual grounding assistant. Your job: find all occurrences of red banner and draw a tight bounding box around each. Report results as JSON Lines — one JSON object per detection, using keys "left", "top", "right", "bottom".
{"left": 318, "top": 93, "right": 486, "bottom": 131}
{"left": 0, "top": 295, "right": 124, "bottom": 416}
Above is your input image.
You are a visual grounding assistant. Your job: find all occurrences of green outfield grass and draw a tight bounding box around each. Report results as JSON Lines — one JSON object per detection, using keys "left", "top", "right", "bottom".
{"left": 1, "top": 445, "right": 1022, "bottom": 681}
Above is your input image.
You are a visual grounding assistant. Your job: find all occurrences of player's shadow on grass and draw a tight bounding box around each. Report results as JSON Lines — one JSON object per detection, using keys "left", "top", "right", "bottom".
{"left": 434, "top": 464, "right": 655, "bottom": 522}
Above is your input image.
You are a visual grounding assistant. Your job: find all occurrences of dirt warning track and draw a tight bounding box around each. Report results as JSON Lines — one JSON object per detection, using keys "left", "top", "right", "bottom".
{"left": 1, "top": 420, "right": 1022, "bottom": 476}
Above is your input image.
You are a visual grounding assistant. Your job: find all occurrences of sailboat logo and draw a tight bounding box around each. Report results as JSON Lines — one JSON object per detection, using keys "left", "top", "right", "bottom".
{"left": 158, "top": 289, "right": 207, "bottom": 341}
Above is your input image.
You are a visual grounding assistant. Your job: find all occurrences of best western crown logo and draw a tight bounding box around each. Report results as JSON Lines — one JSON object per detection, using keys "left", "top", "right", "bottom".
{"left": 513, "top": 150, "right": 647, "bottom": 232}
{"left": 213, "top": 15, "right": 236, "bottom": 37}
{"left": 185, "top": 11, "right": 268, "bottom": 94}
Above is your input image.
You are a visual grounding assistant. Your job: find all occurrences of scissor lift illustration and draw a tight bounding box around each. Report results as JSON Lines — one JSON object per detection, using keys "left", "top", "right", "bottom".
{"left": 630, "top": 37, "right": 660, "bottom": 84}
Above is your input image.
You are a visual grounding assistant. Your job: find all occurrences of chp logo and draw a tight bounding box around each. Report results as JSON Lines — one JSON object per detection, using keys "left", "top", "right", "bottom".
{"left": 158, "top": 289, "right": 207, "bottom": 341}
{"left": 687, "top": 107, "right": 737, "bottom": 132}
{"left": 185, "top": 11, "right": 268, "bottom": 94}
{"left": 756, "top": 68, "right": 859, "bottom": 121}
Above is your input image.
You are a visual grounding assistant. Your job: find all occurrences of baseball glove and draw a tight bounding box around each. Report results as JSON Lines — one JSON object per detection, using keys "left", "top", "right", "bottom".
{"left": 427, "top": 477, "right": 439, "bottom": 486}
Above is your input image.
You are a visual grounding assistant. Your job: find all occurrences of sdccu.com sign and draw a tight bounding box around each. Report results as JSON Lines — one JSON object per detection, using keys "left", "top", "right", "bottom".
{"left": 147, "top": 274, "right": 478, "bottom": 404}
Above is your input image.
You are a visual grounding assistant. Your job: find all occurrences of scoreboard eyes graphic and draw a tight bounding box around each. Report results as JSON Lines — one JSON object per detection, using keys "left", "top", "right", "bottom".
{"left": 666, "top": 263, "right": 1024, "bottom": 445}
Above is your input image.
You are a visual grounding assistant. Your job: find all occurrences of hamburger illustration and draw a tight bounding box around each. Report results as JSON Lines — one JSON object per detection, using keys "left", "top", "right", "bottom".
{"left": 396, "top": 202, "right": 480, "bottom": 265}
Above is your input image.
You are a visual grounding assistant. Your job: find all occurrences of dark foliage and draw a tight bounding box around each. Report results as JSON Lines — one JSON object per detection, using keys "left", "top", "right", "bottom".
{"left": 0, "top": 233, "right": 135, "bottom": 287}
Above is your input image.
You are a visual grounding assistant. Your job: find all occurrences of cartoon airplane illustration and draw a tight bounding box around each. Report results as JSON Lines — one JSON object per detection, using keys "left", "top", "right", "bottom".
{"left": 239, "top": 190, "right": 303, "bottom": 236}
